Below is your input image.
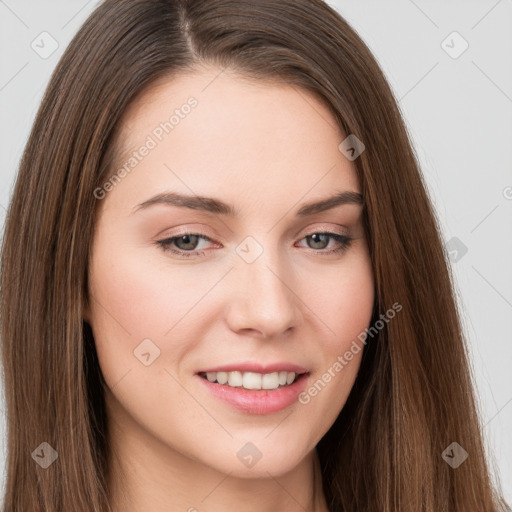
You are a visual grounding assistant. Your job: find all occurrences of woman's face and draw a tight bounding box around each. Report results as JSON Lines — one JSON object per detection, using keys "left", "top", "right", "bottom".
{"left": 84, "top": 66, "right": 374, "bottom": 480}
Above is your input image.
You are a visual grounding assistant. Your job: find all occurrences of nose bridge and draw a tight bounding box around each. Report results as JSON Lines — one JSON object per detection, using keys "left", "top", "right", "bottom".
{"left": 227, "top": 234, "right": 302, "bottom": 337}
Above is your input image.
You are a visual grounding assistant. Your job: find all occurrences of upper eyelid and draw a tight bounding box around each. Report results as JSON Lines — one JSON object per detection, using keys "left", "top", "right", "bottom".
{"left": 160, "top": 227, "right": 352, "bottom": 249}
{"left": 164, "top": 220, "right": 353, "bottom": 237}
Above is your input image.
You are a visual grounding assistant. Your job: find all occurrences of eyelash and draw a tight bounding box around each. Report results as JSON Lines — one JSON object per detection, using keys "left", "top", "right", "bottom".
{"left": 156, "top": 231, "right": 354, "bottom": 258}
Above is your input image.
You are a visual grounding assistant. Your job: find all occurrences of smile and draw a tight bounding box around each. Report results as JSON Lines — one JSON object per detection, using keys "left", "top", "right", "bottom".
{"left": 196, "top": 370, "right": 310, "bottom": 415}
{"left": 198, "top": 370, "right": 302, "bottom": 390}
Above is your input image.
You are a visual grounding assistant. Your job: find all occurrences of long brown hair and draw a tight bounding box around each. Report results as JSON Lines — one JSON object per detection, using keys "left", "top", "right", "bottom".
{"left": 1, "top": 1, "right": 509, "bottom": 510}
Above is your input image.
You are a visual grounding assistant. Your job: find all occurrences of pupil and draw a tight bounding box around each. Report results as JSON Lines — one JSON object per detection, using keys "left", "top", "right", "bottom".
{"left": 177, "top": 234, "right": 198, "bottom": 250}
{"left": 310, "top": 233, "right": 328, "bottom": 249}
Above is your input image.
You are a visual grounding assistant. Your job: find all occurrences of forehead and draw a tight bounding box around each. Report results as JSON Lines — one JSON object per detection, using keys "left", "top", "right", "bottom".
{"left": 104, "top": 67, "right": 360, "bottom": 213}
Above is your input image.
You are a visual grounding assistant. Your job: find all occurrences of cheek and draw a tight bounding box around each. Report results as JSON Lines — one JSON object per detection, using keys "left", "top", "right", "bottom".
{"left": 86, "top": 243, "right": 194, "bottom": 388}
{"left": 88, "top": 240, "right": 217, "bottom": 342}
{"left": 333, "top": 267, "right": 374, "bottom": 347}
{"left": 87, "top": 248, "right": 203, "bottom": 430}
{"left": 309, "top": 248, "right": 375, "bottom": 354}
{"left": 87, "top": 237, "right": 237, "bottom": 400}
{"left": 294, "top": 250, "right": 374, "bottom": 428}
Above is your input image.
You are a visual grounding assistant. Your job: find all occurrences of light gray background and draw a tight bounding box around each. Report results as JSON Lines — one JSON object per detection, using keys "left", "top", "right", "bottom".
{"left": 1, "top": 0, "right": 511, "bottom": 503}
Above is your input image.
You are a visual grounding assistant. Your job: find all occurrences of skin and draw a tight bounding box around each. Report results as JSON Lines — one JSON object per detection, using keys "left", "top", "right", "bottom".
{"left": 83, "top": 65, "right": 375, "bottom": 512}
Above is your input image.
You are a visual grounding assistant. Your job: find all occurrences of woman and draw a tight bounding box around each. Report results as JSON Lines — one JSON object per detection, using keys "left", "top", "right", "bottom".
{"left": 0, "top": 0, "right": 509, "bottom": 511}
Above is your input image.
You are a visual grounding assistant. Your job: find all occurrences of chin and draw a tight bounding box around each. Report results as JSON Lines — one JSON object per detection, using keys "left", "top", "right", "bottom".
{"left": 196, "top": 437, "right": 310, "bottom": 478}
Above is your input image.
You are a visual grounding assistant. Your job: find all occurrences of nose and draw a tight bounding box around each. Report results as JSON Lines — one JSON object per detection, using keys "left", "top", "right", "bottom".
{"left": 225, "top": 249, "right": 303, "bottom": 339}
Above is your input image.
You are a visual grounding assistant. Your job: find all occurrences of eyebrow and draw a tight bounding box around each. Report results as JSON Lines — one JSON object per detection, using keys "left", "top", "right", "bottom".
{"left": 131, "top": 190, "right": 364, "bottom": 217}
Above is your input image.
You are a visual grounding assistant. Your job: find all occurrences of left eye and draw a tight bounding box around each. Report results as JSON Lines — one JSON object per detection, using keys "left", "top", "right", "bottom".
{"left": 159, "top": 233, "right": 211, "bottom": 254}
{"left": 157, "top": 231, "right": 353, "bottom": 257}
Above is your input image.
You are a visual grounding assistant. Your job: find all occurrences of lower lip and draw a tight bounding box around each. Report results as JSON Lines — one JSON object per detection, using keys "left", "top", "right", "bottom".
{"left": 196, "top": 373, "right": 310, "bottom": 414}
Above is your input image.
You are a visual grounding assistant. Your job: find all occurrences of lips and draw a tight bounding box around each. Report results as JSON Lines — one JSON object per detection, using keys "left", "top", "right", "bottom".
{"left": 195, "top": 361, "right": 311, "bottom": 414}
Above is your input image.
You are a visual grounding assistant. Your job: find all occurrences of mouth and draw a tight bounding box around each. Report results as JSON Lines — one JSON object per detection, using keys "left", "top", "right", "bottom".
{"left": 197, "top": 370, "right": 308, "bottom": 390}
{"left": 195, "top": 369, "right": 311, "bottom": 415}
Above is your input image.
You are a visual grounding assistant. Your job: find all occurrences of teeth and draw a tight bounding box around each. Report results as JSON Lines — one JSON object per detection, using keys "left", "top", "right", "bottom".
{"left": 202, "top": 370, "right": 300, "bottom": 390}
{"left": 216, "top": 371, "right": 228, "bottom": 385}
{"left": 228, "top": 371, "right": 243, "bottom": 387}
{"left": 262, "top": 372, "right": 280, "bottom": 390}
{"left": 243, "top": 372, "right": 262, "bottom": 389}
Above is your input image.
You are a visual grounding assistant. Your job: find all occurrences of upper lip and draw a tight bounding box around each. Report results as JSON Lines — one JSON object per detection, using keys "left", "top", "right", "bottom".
{"left": 197, "top": 361, "right": 309, "bottom": 374}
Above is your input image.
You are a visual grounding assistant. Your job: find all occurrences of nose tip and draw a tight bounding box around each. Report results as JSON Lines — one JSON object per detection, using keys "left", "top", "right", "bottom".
{"left": 225, "top": 261, "right": 303, "bottom": 339}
